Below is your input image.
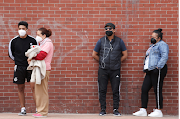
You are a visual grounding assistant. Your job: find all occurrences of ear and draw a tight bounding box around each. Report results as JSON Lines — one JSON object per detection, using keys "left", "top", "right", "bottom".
{"left": 113, "top": 29, "right": 116, "bottom": 33}
{"left": 158, "top": 36, "right": 161, "bottom": 41}
{"left": 43, "top": 34, "right": 46, "bottom": 39}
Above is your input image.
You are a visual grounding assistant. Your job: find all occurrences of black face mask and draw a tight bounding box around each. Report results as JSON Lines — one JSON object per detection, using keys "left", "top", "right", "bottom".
{"left": 151, "top": 38, "right": 157, "bottom": 44}
{"left": 106, "top": 31, "right": 113, "bottom": 36}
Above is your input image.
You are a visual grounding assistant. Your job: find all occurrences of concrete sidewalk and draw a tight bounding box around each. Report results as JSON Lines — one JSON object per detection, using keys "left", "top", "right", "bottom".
{"left": 0, "top": 113, "right": 178, "bottom": 119}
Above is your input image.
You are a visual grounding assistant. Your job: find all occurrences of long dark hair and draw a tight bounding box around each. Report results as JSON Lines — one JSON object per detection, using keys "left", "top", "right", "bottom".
{"left": 38, "top": 27, "right": 52, "bottom": 37}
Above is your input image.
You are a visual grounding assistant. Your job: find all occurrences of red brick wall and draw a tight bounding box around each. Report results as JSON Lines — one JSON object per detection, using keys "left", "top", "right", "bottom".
{"left": 0, "top": 0, "right": 178, "bottom": 115}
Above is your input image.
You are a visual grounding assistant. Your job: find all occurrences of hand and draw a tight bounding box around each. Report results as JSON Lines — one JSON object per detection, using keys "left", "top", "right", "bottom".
{"left": 27, "top": 59, "right": 31, "bottom": 64}
{"left": 143, "top": 73, "right": 146, "bottom": 78}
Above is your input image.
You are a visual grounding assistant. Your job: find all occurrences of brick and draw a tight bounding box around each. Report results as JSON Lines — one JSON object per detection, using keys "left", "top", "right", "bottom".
{"left": 4, "top": 7, "right": 15, "bottom": 10}
{"left": 38, "top": 0, "right": 48, "bottom": 3}
{"left": 15, "top": 0, "right": 26, "bottom": 3}
{"left": 9, "top": 3, "right": 20, "bottom": 6}
{"left": 49, "top": 0, "right": 60, "bottom": 3}
{"left": 4, "top": 0, "right": 14, "bottom": 3}
{"left": 27, "top": 0, "right": 37, "bottom": 3}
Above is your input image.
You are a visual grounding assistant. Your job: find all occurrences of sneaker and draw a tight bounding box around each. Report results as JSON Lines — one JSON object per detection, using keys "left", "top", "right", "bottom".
{"left": 133, "top": 108, "right": 147, "bottom": 116}
{"left": 99, "top": 109, "right": 106, "bottom": 116}
{"left": 32, "top": 113, "right": 47, "bottom": 118}
{"left": 18, "top": 107, "right": 26, "bottom": 116}
{"left": 148, "top": 109, "right": 163, "bottom": 117}
{"left": 113, "top": 109, "right": 121, "bottom": 116}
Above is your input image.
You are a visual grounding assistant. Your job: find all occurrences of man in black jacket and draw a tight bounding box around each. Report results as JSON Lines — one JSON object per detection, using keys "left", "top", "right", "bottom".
{"left": 92, "top": 23, "right": 127, "bottom": 116}
{"left": 8, "top": 21, "right": 37, "bottom": 116}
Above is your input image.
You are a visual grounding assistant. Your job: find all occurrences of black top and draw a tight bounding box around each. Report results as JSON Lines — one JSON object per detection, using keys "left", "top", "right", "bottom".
{"left": 8, "top": 35, "right": 37, "bottom": 66}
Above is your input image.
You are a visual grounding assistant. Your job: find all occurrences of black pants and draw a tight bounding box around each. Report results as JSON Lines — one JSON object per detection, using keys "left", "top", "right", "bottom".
{"left": 141, "top": 64, "right": 167, "bottom": 109}
{"left": 98, "top": 68, "right": 120, "bottom": 110}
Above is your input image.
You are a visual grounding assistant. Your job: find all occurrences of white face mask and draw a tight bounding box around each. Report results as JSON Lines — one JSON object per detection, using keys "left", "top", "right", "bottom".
{"left": 36, "top": 36, "right": 43, "bottom": 43}
{"left": 18, "top": 30, "right": 26, "bottom": 36}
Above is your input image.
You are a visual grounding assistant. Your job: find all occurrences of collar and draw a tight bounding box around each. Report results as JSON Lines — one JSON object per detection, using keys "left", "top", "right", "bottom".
{"left": 151, "top": 40, "right": 162, "bottom": 47}
{"left": 39, "top": 37, "right": 49, "bottom": 46}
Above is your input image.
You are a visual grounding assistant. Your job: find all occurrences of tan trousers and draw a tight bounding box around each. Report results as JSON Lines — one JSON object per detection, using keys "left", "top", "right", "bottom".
{"left": 35, "top": 71, "right": 50, "bottom": 116}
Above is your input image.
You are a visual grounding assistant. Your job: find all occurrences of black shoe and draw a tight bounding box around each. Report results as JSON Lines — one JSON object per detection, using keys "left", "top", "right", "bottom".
{"left": 113, "top": 109, "right": 121, "bottom": 116}
{"left": 99, "top": 109, "right": 106, "bottom": 116}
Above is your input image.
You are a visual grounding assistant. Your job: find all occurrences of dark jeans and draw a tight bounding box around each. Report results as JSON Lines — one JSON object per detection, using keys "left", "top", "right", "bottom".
{"left": 98, "top": 68, "right": 120, "bottom": 110}
{"left": 141, "top": 64, "right": 167, "bottom": 109}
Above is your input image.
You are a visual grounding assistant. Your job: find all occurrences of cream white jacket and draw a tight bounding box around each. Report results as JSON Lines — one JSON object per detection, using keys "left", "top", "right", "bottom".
{"left": 25, "top": 45, "right": 46, "bottom": 84}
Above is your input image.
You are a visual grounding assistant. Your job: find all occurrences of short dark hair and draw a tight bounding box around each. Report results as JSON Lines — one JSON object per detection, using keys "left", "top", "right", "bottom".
{"left": 38, "top": 27, "right": 52, "bottom": 37}
{"left": 153, "top": 28, "right": 163, "bottom": 40}
{"left": 18, "top": 21, "right": 28, "bottom": 29}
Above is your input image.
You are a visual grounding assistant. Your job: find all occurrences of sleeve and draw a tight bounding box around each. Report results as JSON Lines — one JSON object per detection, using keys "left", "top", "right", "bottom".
{"left": 33, "top": 51, "right": 47, "bottom": 60}
{"left": 120, "top": 39, "right": 127, "bottom": 51}
{"left": 8, "top": 39, "right": 15, "bottom": 60}
{"left": 93, "top": 39, "right": 101, "bottom": 52}
{"left": 157, "top": 43, "right": 169, "bottom": 69}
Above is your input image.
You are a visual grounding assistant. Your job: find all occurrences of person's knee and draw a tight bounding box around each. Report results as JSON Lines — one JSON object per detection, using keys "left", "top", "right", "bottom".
{"left": 141, "top": 87, "right": 149, "bottom": 94}
{"left": 99, "top": 88, "right": 107, "bottom": 94}
{"left": 30, "top": 83, "right": 35, "bottom": 92}
{"left": 112, "top": 89, "right": 119, "bottom": 95}
{"left": 17, "top": 84, "right": 25, "bottom": 92}
{"left": 31, "top": 85, "right": 35, "bottom": 91}
{"left": 153, "top": 89, "right": 157, "bottom": 94}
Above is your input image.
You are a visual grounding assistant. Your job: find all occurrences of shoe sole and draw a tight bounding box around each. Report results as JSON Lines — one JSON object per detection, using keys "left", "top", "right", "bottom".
{"left": 32, "top": 115, "right": 47, "bottom": 118}
{"left": 113, "top": 114, "right": 121, "bottom": 116}
{"left": 99, "top": 114, "right": 106, "bottom": 116}
{"left": 33, "top": 115, "right": 47, "bottom": 118}
{"left": 18, "top": 114, "right": 26, "bottom": 116}
{"left": 148, "top": 115, "right": 163, "bottom": 117}
{"left": 133, "top": 114, "right": 147, "bottom": 116}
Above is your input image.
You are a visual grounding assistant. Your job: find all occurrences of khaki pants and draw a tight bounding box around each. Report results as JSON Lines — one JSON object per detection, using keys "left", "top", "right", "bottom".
{"left": 35, "top": 71, "right": 50, "bottom": 116}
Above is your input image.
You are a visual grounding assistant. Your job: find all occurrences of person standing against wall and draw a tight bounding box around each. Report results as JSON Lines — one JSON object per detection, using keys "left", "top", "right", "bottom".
{"left": 92, "top": 23, "right": 128, "bottom": 116}
{"left": 28, "top": 27, "right": 54, "bottom": 118}
{"left": 133, "top": 29, "right": 169, "bottom": 117}
{"left": 8, "top": 21, "right": 37, "bottom": 116}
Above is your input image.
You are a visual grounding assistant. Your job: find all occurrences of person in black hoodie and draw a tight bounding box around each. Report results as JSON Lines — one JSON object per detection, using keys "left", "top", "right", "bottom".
{"left": 8, "top": 21, "right": 37, "bottom": 116}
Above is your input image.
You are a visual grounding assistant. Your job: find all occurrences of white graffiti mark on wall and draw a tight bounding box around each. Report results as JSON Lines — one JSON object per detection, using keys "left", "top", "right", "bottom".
{"left": 30, "top": 19, "right": 89, "bottom": 65}
{"left": 0, "top": 16, "right": 16, "bottom": 48}
{"left": 0, "top": 17, "right": 88, "bottom": 65}
{"left": 118, "top": 0, "right": 139, "bottom": 42}
{"left": 52, "top": 21, "right": 89, "bottom": 65}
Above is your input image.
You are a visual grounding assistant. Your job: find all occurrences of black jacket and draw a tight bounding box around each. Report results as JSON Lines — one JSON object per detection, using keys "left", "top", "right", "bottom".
{"left": 8, "top": 35, "right": 37, "bottom": 66}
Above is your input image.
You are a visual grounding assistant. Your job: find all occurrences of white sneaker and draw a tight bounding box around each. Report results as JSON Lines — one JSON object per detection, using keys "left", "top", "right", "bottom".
{"left": 133, "top": 108, "right": 147, "bottom": 116}
{"left": 148, "top": 109, "right": 163, "bottom": 117}
{"left": 18, "top": 107, "right": 26, "bottom": 116}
